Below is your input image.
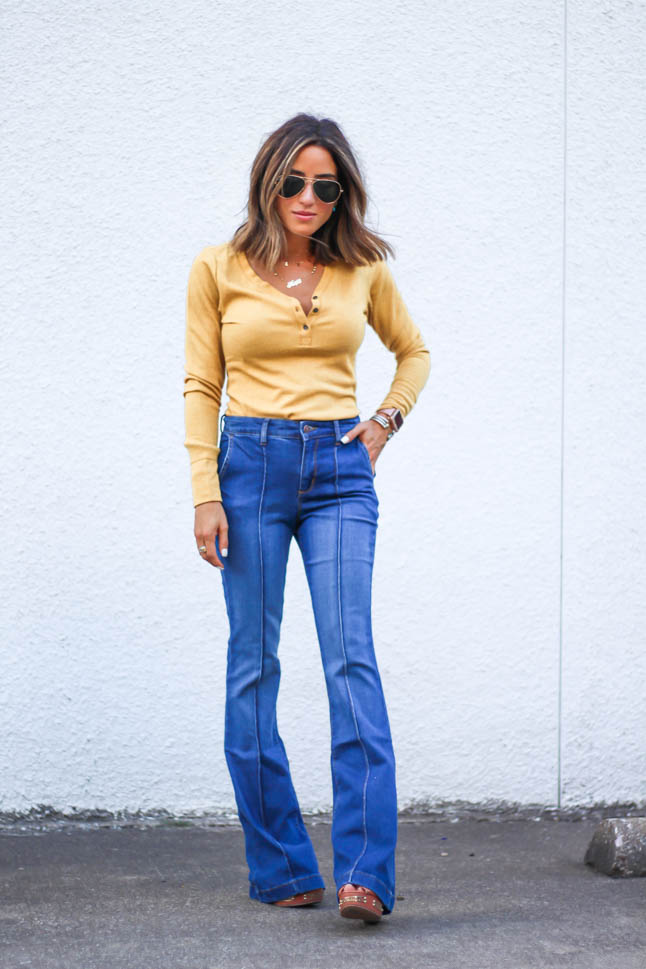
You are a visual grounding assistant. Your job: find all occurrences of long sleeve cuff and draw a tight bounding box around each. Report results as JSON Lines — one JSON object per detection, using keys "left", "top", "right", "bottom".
{"left": 188, "top": 458, "right": 223, "bottom": 506}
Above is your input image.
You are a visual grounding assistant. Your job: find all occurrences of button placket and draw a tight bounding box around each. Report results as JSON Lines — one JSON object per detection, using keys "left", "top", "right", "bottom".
{"left": 293, "top": 290, "right": 323, "bottom": 345}
{"left": 295, "top": 299, "right": 313, "bottom": 345}
{"left": 304, "top": 295, "right": 317, "bottom": 328}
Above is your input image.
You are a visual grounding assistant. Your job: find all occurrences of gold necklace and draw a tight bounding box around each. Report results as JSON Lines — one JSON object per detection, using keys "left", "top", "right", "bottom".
{"left": 273, "top": 258, "right": 318, "bottom": 289}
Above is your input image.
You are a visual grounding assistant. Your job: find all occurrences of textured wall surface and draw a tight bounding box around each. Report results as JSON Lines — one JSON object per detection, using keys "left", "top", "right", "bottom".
{"left": 1, "top": 0, "right": 644, "bottom": 816}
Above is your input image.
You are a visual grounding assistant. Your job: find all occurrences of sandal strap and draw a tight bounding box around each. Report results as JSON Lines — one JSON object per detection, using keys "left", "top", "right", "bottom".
{"left": 338, "top": 883, "right": 384, "bottom": 912}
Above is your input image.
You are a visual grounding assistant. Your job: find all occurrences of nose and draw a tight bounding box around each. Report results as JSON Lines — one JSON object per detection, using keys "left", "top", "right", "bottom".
{"left": 298, "top": 182, "right": 317, "bottom": 205}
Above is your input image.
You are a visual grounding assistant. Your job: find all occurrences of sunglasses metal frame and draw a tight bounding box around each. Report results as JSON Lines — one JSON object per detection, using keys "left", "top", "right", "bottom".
{"left": 275, "top": 174, "right": 344, "bottom": 205}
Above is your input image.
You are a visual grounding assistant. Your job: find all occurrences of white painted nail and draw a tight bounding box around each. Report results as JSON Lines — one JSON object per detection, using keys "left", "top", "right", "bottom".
{"left": 340, "top": 434, "right": 349, "bottom": 444}
{"left": 221, "top": 548, "right": 228, "bottom": 557}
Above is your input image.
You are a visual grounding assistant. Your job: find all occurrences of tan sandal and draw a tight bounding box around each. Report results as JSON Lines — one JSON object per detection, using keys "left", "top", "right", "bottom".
{"left": 272, "top": 887, "right": 324, "bottom": 907}
{"left": 338, "top": 882, "right": 384, "bottom": 922}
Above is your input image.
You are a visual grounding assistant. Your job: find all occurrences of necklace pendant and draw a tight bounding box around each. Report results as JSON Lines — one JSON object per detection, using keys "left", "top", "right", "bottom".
{"left": 286, "top": 277, "right": 302, "bottom": 288}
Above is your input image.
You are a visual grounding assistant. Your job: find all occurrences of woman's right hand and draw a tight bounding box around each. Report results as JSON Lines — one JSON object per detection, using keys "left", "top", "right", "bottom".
{"left": 194, "top": 500, "right": 228, "bottom": 569}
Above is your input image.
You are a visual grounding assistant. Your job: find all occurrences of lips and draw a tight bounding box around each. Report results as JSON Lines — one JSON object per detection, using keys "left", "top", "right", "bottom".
{"left": 293, "top": 211, "right": 315, "bottom": 218}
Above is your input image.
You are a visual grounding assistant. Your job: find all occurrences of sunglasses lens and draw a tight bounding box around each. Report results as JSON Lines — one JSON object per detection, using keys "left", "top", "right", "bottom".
{"left": 279, "top": 175, "right": 304, "bottom": 198}
{"left": 314, "top": 180, "right": 340, "bottom": 204}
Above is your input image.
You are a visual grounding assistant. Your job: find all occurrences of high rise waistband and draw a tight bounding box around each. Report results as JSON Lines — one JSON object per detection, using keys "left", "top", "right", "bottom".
{"left": 220, "top": 414, "right": 361, "bottom": 441}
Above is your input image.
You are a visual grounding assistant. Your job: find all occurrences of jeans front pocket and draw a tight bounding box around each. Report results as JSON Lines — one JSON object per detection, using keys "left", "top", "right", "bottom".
{"left": 217, "top": 433, "right": 235, "bottom": 483}
{"left": 357, "top": 437, "right": 376, "bottom": 477}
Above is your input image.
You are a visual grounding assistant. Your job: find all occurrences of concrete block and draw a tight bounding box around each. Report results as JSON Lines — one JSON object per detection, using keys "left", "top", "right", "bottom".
{"left": 584, "top": 817, "right": 646, "bottom": 876}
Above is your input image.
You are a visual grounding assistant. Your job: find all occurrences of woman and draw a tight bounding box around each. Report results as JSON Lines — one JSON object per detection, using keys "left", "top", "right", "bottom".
{"left": 183, "top": 113, "right": 430, "bottom": 923}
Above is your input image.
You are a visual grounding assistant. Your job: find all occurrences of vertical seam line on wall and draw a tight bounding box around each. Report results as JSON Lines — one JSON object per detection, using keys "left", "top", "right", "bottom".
{"left": 558, "top": 0, "right": 568, "bottom": 811}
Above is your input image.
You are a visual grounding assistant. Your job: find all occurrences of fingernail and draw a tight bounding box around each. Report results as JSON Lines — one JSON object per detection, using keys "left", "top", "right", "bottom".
{"left": 340, "top": 434, "right": 349, "bottom": 444}
{"left": 221, "top": 548, "right": 228, "bottom": 557}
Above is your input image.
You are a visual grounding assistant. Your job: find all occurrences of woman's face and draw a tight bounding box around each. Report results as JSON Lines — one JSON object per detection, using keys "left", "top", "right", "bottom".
{"left": 274, "top": 144, "right": 339, "bottom": 244}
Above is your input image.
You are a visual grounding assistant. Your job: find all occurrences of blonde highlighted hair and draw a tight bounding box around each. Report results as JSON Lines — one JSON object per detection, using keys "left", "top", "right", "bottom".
{"left": 230, "top": 113, "right": 395, "bottom": 273}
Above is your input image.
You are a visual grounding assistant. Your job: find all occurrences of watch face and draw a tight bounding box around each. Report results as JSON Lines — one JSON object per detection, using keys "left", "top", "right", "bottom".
{"left": 393, "top": 410, "right": 404, "bottom": 430}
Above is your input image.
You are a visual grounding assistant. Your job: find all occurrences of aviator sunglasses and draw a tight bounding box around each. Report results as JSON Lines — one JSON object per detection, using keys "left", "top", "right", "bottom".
{"left": 275, "top": 173, "right": 344, "bottom": 205}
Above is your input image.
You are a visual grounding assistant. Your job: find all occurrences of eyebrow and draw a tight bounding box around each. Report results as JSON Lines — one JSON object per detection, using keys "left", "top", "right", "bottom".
{"left": 290, "top": 167, "right": 337, "bottom": 178}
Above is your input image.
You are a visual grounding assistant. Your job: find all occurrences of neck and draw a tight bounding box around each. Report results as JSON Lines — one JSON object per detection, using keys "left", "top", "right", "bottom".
{"left": 283, "top": 231, "right": 314, "bottom": 264}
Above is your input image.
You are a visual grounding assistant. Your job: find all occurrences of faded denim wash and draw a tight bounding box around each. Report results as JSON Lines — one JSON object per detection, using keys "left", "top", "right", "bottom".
{"left": 215, "top": 415, "right": 397, "bottom": 914}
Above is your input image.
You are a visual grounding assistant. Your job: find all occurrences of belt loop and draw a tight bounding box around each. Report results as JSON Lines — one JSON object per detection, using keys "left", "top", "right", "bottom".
{"left": 260, "top": 418, "right": 269, "bottom": 445}
{"left": 334, "top": 418, "right": 341, "bottom": 442}
{"left": 219, "top": 412, "right": 225, "bottom": 435}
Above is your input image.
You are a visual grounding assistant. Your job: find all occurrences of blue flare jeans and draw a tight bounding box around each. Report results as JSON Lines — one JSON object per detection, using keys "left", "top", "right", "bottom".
{"left": 215, "top": 414, "right": 397, "bottom": 914}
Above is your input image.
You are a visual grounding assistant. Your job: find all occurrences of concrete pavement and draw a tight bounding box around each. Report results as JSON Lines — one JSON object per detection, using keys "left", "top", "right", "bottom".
{"left": 1, "top": 811, "right": 645, "bottom": 969}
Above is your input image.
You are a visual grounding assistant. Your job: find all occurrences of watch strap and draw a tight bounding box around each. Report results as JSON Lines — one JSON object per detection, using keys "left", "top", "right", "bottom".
{"left": 370, "top": 408, "right": 403, "bottom": 441}
{"left": 376, "top": 408, "right": 403, "bottom": 434}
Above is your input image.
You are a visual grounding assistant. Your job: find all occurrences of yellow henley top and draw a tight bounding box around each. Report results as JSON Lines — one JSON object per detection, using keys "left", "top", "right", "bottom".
{"left": 183, "top": 241, "right": 431, "bottom": 506}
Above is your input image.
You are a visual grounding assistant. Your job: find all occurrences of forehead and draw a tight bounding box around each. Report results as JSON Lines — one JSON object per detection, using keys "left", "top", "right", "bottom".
{"left": 290, "top": 143, "right": 337, "bottom": 176}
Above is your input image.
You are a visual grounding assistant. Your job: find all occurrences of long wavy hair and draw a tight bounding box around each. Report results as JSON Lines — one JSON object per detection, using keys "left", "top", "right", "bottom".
{"left": 230, "top": 113, "right": 395, "bottom": 272}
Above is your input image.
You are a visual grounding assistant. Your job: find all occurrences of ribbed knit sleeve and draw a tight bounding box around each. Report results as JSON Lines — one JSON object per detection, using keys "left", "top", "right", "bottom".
{"left": 183, "top": 248, "right": 226, "bottom": 506}
{"left": 367, "top": 259, "right": 431, "bottom": 417}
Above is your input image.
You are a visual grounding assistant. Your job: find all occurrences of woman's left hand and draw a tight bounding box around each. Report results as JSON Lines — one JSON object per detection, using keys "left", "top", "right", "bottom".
{"left": 341, "top": 420, "right": 389, "bottom": 473}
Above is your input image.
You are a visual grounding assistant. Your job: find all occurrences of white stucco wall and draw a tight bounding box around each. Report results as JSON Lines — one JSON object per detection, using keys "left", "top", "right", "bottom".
{"left": 1, "top": 0, "right": 644, "bottom": 816}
